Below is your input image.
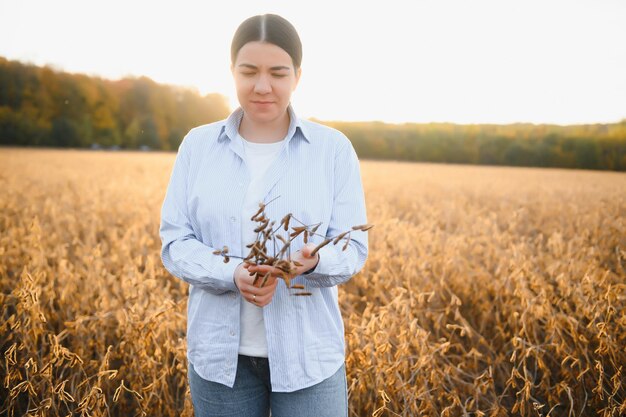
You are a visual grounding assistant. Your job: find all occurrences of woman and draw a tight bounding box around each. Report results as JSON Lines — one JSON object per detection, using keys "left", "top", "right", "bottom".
{"left": 160, "top": 14, "right": 368, "bottom": 417}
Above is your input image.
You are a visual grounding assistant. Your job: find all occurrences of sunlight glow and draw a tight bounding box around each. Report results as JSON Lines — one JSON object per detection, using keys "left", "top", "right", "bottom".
{"left": 1, "top": 0, "right": 625, "bottom": 124}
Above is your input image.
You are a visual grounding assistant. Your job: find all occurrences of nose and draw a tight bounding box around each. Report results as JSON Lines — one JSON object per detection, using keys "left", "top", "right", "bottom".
{"left": 254, "top": 74, "right": 271, "bottom": 94}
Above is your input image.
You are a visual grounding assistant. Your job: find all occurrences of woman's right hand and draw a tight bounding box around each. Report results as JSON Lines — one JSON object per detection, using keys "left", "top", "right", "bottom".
{"left": 234, "top": 262, "right": 278, "bottom": 307}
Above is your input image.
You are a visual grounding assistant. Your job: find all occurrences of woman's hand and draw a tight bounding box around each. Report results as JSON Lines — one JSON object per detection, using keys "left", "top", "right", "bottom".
{"left": 291, "top": 243, "right": 320, "bottom": 274}
{"left": 234, "top": 262, "right": 278, "bottom": 307}
{"left": 245, "top": 243, "right": 320, "bottom": 284}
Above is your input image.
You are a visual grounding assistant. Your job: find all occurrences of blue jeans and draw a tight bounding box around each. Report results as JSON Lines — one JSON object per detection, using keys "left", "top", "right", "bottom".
{"left": 188, "top": 355, "right": 348, "bottom": 417}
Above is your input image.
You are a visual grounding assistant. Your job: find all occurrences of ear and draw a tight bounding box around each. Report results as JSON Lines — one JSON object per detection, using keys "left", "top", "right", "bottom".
{"left": 293, "top": 67, "right": 302, "bottom": 90}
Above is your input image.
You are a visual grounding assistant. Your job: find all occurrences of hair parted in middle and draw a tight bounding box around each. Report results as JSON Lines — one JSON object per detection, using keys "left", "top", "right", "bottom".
{"left": 231, "top": 14, "right": 303, "bottom": 70}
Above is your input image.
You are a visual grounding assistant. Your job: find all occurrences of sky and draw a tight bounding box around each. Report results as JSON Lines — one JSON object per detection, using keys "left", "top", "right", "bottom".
{"left": 1, "top": 0, "right": 625, "bottom": 125}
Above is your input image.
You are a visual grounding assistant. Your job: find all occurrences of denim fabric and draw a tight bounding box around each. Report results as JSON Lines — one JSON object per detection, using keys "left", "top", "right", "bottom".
{"left": 188, "top": 356, "right": 348, "bottom": 417}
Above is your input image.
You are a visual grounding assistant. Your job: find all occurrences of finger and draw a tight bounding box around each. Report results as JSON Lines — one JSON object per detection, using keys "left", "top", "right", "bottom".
{"left": 252, "top": 293, "right": 265, "bottom": 305}
{"left": 253, "top": 291, "right": 275, "bottom": 307}
{"left": 301, "top": 243, "right": 318, "bottom": 259}
{"left": 250, "top": 272, "right": 283, "bottom": 284}
{"left": 241, "top": 277, "right": 277, "bottom": 296}
{"left": 249, "top": 279, "right": 277, "bottom": 295}
{"left": 254, "top": 283, "right": 277, "bottom": 293}
{"left": 256, "top": 281, "right": 278, "bottom": 296}
{"left": 247, "top": 264, "right": 282, "bottom": 274}
{"left": 237, "top": 278, "right": 256, "bottom": 291}
{"left": 246, "top": 291, "right": 271, "bottom": 306}
{"left": 248, "top": 265, "right": 273, "bottom": 275}
{"left": 301, "top": 246, "right": 312, "bottom": 258}
{"left": 244, "top": 274, "right": 278, "bottom": 290}
{"left": 256, "top": 298, "right": 271, "bottom": 307}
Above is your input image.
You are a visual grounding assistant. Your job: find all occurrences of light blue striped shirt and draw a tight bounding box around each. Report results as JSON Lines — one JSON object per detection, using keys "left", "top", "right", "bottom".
{"left": 159, "top": 105, "right": 368, "bottom": 392}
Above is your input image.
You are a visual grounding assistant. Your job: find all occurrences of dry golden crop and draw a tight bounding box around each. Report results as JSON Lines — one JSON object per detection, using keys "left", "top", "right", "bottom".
{"left": 1, "top": 147, "right": 625, "bottom": 416}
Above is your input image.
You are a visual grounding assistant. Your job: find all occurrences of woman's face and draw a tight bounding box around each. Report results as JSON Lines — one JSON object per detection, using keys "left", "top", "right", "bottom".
{"left": 232, "top": 41, "right": 301, "bottom": 126}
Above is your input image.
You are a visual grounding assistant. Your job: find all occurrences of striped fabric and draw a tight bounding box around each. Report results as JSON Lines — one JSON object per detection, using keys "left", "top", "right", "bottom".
{"left": 159, "top": 105, "right": 368, "bottom": 392}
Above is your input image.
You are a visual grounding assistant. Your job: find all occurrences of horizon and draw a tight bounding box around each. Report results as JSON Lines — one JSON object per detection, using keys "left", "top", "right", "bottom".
{"left": 5, "top": 54, "right": 626, "bottom": 128}
{"left": 1, "top": 0, "right": 625, "bottom": 125}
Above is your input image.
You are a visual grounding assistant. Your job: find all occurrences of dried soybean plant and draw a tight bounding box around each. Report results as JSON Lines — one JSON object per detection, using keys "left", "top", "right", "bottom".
{"left": 213, "top": 197, "right": 373, "bottom": 296}
{"left": 3, "top": 149, "right": 625, "bottom": 417}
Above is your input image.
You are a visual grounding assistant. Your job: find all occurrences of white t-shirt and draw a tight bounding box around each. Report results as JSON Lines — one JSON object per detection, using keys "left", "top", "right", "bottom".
{"left": 238, "top": 134, "right": 285, "bottom": 357}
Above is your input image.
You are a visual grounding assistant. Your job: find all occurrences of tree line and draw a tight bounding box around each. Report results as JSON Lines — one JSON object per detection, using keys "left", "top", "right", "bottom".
{"left": 1, "top": 57, "right": 625, "bottom": 170}
{"left": 320, "top": 119, "right": 626, "bottom": 171}
{"left": 0, "top": 57, "right": 230, "bottom": 150}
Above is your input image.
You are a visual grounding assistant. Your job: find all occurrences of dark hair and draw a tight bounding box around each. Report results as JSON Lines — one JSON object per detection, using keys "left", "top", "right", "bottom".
{"left": 231, "top": 14, "right": 302, "bottom": 70}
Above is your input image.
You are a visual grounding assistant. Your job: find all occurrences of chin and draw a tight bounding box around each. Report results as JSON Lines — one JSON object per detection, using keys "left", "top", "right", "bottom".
{"left": 246, "top": 108, "right": 283, "bottom": 123}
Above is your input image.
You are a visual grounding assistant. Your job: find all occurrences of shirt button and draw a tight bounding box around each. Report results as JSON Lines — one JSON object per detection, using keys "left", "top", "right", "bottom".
{"left": 230, "top": 216, "right": 236, "bottom": 223}
{"left": 230, "top": 330, "right": 236, "bottom": 337}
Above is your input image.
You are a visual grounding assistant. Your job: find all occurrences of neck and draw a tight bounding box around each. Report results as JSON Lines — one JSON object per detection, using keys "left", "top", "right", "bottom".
{"left": 239, "top": 111, "right": 290, "bottom": 143}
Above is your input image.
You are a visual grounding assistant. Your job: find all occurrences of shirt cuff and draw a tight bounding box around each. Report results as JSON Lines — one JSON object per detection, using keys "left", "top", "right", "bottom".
{"left": 218, "top": 258, "right": 240, "bottom": 292}
{"left": 306, "top": 245, "right": 339, "bottom": 276}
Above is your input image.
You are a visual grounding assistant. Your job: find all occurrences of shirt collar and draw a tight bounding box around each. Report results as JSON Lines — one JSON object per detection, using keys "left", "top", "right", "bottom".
{"left": 218, "top": 104, "right": 311, "bottom": 144}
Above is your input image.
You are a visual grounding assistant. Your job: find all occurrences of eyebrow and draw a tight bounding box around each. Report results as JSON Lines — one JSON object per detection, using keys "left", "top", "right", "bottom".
{"left": 237, "top": 64, "right": 291, "bottom": 71}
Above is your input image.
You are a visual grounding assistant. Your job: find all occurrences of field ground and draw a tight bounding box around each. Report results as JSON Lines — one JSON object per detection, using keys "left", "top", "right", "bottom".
{"left": 1, "top": 147, "right": 625, "bottom": 416}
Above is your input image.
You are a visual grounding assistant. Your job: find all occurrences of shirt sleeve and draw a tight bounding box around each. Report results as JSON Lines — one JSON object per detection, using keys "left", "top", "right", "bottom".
{"left": 159, "top": 135, "right": 239, "bottom": 294}
{"left": 304, "top": 137, "right": 369, "bottom": 287}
